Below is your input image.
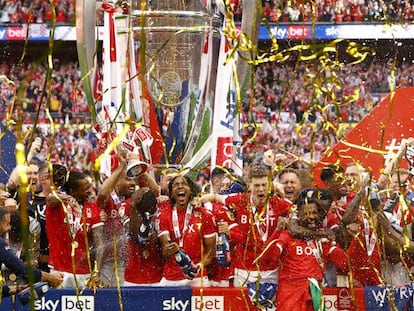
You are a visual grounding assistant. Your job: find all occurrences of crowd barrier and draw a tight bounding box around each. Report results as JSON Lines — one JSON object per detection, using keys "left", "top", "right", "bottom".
{"left": 2, "top": 284, "right": 414, "bottom": 311}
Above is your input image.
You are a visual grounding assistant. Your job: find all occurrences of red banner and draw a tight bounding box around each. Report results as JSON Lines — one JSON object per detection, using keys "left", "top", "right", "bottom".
{"left": 314, "top": 87, "right": 414, "bottom": 186}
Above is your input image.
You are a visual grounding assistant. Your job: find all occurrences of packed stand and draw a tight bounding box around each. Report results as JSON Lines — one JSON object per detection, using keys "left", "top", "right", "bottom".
{"left": 0, "top": 0, "right": 74, "bottom": 24}
{"left": 2, "top": 0, "right": 414, "bottom": 25}
{"left": 262, "top": 0, "right": 414, "bottom": 23}
{"left": 0, "top": 60, "right": 89, "bottom": 126}
{"left": 2, "top": 57, "right": 414, "bottom": 173}
{"left": 245, "top": 59, "right": 414, "bottom": 168}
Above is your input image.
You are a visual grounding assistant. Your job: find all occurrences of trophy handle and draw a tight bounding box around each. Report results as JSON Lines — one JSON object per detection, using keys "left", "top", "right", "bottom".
{"left": 237, "top": 0, "right": 261, "bottom": 88}
{"left": 76, "top": 0, "right": 97, "bottom": 122}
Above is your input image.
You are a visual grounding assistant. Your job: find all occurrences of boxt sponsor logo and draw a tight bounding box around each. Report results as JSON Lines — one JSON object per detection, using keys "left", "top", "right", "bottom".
{"left": 33, "top": 295, "right": 94, "bottom": 311}
{"left": 191, "top": 296, "right": 224, "bottom": 311}
{"left": 163, "top": 297, "right": 190, "bottom": 311}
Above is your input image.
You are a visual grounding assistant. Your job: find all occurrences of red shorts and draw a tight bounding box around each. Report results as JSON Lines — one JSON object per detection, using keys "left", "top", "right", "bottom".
{"left": 276, "top": 279, "right": 315, "bottom": 311}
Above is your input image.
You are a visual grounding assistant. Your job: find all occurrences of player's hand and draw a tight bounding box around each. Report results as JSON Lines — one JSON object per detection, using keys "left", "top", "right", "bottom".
{"left": 183, "top": 263, "right": 200, "bottom": 280}
{"left": 217, "top": 221, "right": 229, "bottom": 235}
{"left": 99, "top": 210, "right": 108, "bottom": 222}
{"left": 30, "top": 137, "right": 42, "bottom": 154}
{"left": 48, "top": 271, "right": 64, "bottom": 288}
{"left": 277, "top": 217, "right": 288, "bottom": 231}
{"left": 346, "top": 223, "right": 360, "bottom": 237}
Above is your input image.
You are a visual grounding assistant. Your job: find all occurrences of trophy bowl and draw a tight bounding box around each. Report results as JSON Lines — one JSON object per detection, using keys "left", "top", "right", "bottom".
{"left": 130, "top": 1, "right": 220, "bottom": 165}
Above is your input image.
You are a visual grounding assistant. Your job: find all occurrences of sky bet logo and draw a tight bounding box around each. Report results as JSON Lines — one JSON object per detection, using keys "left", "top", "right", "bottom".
{"left": 163, "top": 296, "right": 224, "bottom": 311}
{"left": 34, "top": 295, "right": 94, "bottom": 311}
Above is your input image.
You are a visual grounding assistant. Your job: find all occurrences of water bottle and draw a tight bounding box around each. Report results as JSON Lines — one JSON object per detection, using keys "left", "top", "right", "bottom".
{"left": 216, "top": 232, "right": 231, "bottom": 266}
{"left": 174, "top": 248, "right": 199, "bottom": 280}
{"left": 366, "top": 183, "right": 380, "bottom": 210}
{"left": 17, "top": 282, "right": 49, "bottom": 305}
{"left": 137, "top": 212, "right": 153, "bottom": 246}
{"left": 383, "top": 211, "right": 403, "bottom": 233}
{"left": 137, "top": 223, "right": 152, "bottom": 246}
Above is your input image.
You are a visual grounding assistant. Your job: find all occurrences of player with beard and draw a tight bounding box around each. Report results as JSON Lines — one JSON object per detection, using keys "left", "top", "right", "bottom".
{"left": 320, "top": 164, "right": 356, "bottom": 226}
{"left": 96, "top": 151, "right": 137, "bottom": 287}
{"left": 46, "top": 171, "right": 105, "bottom": 288}
{"left": 202, "top": 166, "right": 292, "bottom": 287}
{"left": 257, "top": 197, "right": 348, "bottom": 311}
{"left": 158, "top": 175, "right": 216, "bottom": 286}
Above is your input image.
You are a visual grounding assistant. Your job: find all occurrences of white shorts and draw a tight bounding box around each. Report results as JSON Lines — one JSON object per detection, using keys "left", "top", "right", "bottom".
{"left": 233, "top": 268, "right": 278, "bottom": 287}
{"left": 123, "top": 280, "right": 161, "bottom": 287}
{"left": 210, "top": 279, "right": 230, "bottom": 287}
{"left": 159, "top": 276, "right": 210, "bottom": 287}
{"left": 51, "top": 269, "right": 90, "bottom": 289}
{"left": 99, "top": 261, "right": 125, "bottom": 287}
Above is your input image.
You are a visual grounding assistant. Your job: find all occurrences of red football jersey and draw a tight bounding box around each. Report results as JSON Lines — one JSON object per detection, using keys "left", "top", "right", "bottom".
{"left": 224, "top": 193, "right": 291, "bottom": 271}
{"left": 101, "top": 196, "right": 131, "bottom": 235}
{"left": 272, "top": 231, "right": 347, "bottom": 282}
{"left": 158, "top": 202, "right": 216, "bottom": 281}
{"left": 46, "top": 201, "right": 104, "bottom": 274}
{"left": 124, "top": 239, "right": 164, "bottom": 284}
{"left": 203, "top": 202, "right": 235, "bottom": 282}
{"left": 347, "top": 216, "right": 382, "bottom": 286}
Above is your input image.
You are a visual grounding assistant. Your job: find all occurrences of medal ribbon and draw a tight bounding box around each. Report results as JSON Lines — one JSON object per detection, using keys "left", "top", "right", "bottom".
{"left": 251, "top": 195, "right": 270, "bottom": 242}
{"left": 111, "top": 190, "right": 121, "bottom": 204}
{"left": 307, "top": 240, "right": 324, "bottom": 269}
{"left": 362, "top": 218, "right": 376, "bottom": 257}
{"left": 172, "top": 204, "right": 193, "bottom": 247}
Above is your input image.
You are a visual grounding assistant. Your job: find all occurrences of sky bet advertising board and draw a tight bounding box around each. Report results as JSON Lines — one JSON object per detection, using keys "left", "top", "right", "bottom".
{"left": 1, "top": 287, "right": 193, "bottom": 311}
{"left": 0, "top": 287, "right": 255, "bottom": 311}
{"left": 4, "top": 286, "right": 414, "bottom": 310}
{"left": 2, "top": 24, "right": 414, "bottom": 42}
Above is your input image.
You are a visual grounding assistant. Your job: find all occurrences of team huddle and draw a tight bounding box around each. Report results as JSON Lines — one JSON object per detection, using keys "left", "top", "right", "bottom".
{"left": 1, "top": 138, "right": 414, "bottom": 311}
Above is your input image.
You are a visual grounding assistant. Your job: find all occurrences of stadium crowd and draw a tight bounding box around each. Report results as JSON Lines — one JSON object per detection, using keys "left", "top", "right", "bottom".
{"left": 3, "top": 55, "right": 414, "bottom": 173}
{"left": 2, "top": 0, "right": 414, "bottom": 25}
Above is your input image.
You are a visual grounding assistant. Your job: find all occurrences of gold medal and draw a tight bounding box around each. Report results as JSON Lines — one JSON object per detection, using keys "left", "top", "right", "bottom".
{"left": 142, "top": 249, "right": 150, "bottom": 259}
{"left": 9, "top": 273, "right": 16, "bottom": 282}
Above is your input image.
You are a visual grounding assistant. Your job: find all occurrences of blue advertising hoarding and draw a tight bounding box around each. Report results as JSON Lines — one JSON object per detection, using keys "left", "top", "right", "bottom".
{"left": 1, "top": 287, "right": 193, "bottom": 311}
{"left": 1, "top": 24, "right": 414, "bottom": 41}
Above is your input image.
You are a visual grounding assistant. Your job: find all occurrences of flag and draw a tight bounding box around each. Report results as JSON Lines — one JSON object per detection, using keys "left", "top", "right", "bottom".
{"left": 98, "top": 2, "right": 125, "bottom": 177}
{"left": 138, "top": 73, "right": 164, "bottom": 165}
{"left": 127, "top": 25, "right": 143, "bottom": 122}
{"left": 314, "top": 87, "right": 414, "bottom": 186}
{"left": 211, "top": 16, "right": 243, "bottom": 176}
{"left": 309, "top": 278, "right": 325, "bottom": 311}
{"left": 180, "top": 31, "right": 213, "bottom": 166}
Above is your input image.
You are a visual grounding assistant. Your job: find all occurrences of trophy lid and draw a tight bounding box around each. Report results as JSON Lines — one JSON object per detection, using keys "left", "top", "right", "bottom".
{"left": 126, "top": 160, "right": 148, "bottom": 178}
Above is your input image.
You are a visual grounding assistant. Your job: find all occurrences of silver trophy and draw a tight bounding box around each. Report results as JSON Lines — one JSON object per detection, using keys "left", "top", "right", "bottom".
{"left": 130, "top": 1, "right": 221, "bottom": 167}
{"left": 77, "top": 1, "right": 260, "bottom": 172}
